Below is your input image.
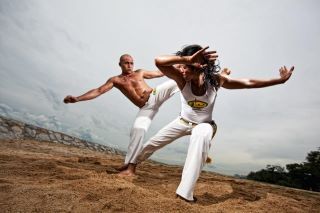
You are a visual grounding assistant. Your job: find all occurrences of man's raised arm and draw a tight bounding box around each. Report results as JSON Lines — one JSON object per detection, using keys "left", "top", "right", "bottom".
{"left": 63, "top": 78, "right": 114, "bottom": 104}
{"left": 141, "top": 70, "right": 164, "bottom": 79}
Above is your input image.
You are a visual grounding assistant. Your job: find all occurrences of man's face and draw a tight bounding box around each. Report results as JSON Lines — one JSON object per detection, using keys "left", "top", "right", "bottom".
{"left": 119, "top": 56, "right": 134, "bottom": 73}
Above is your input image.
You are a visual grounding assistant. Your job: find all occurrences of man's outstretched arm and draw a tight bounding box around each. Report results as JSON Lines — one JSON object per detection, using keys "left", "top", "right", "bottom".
{"left": 221, "top": 66, "right": 294, "bottom": 89}
{"left": 63, "top": 78, "right": 114, "bottom": 103}
{"left": 141, "top": 70, "right": 164, "bottom": 79}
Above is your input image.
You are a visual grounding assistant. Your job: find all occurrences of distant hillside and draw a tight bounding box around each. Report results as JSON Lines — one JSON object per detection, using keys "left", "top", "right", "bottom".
{"left": 0, "top": 115, "right": 124, "bottom": 155}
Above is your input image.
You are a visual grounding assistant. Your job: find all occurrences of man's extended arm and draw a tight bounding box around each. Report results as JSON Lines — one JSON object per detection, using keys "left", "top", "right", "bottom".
{"left": 141, "top": 70, "right": 164, "bottom": 79}
{"left": 221, "top": 66, "right": 294, "bottom": 89}
{"left": 63, "top": 78, "right": 114, "bottom": 103}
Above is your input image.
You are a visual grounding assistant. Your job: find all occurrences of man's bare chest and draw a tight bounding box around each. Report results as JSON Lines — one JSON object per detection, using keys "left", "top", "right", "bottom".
{"left": 114, "top": 75, "right": 145, "bottom": 89}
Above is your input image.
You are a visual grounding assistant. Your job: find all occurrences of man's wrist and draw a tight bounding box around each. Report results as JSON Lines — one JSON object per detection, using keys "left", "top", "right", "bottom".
{"left": 275, "top": 78, "right": 285, "bottom": 84}
{"left": 180, "top": 56, "right": 192, "bottom": 64}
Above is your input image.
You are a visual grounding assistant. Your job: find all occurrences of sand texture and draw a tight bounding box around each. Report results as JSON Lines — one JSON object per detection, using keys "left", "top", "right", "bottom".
{"left": 0, "top": 139, "right": 319, "bottom": 212}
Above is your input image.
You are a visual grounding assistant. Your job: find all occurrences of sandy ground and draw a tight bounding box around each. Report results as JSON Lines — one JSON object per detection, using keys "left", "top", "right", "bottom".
{"left": 0, "top": 139, "right": 319, "bottom": 212}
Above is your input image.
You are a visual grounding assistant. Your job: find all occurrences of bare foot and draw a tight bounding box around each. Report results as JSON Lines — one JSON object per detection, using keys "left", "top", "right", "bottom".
{"left": 115, "top": 164, "right": 128, "bottom": 171}
{"left": 118, "top": 164, "right": 136, "bottom": 177}
{"left": 118, "top": 169, "right": 135, "bottom": 177}
{"left": 176, "top": 194, "right": 197, "bottom": 203}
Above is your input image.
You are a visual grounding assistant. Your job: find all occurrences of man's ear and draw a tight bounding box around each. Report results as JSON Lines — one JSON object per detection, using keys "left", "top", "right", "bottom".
{"left": 118, "top": 62, "right": 121, "bottom": 66}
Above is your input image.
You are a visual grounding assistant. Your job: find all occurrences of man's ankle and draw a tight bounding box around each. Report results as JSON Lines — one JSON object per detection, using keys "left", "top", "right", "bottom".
{"left": 127, "top": 163, "right": 137, "bottom": 173}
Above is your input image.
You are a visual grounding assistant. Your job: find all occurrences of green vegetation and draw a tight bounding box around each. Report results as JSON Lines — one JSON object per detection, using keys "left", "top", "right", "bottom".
{"left": 247, "top": 147, "right": 320, "bottom": 192}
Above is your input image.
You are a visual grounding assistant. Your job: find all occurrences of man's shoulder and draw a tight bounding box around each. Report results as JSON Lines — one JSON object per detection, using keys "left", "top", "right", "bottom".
{"left": 134, "top": 69, "right": 144, "bottom": 73}
{"left": 132, "top": 69, "right": 146, "bottom": 76}
{"left": 107, "top": 75, "right": 118, "bottom": 81}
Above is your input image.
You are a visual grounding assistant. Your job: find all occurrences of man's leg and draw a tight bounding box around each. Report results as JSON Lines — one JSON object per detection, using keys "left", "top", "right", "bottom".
{"left": 120, "top": 118, "right": 189, "bottom": 176}
{"left": 119, "top": 80, "right": 179, "bottom": 170}
{"left": 117, "top": 109, "right": 155, "bottom": 173}
{"left": 153, "top": 80, "right": 179, "bottom": 106}
{"left": 122, "top": 108, "right": 156, "bottom": 168}
{"left": 176, "top": 123, "right": 215, "bottom": 201}
{"left": 124, "top": 80, "right": 179, "bottom": 165}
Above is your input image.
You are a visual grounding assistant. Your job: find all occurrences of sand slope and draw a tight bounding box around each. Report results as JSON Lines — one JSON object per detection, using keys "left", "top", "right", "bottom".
{"left": 0, "top": 139, "right": 319, "bottom": 212}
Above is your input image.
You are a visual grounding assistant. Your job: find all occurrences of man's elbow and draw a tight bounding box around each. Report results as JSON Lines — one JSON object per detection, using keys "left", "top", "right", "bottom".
{"left": 155, "top": 57, "right": 165, "bottom": 68}
{"left": 155, "top": 57, "right": 161, "bottom": 67}
{"left": 97, "top": 88, "right": 106, "bottom": 95}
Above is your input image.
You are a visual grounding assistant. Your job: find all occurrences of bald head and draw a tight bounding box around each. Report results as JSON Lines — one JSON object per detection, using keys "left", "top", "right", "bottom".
{"left": 119, "top": 54, "right": 133, "bottom": 63}
{"left": 119, "top": 54, "right": 134, "bottom": 73}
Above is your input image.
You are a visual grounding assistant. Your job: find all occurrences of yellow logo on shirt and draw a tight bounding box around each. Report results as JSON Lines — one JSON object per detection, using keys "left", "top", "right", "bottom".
{"left": 188, "top": 100, "right": 208, "bottom": 109}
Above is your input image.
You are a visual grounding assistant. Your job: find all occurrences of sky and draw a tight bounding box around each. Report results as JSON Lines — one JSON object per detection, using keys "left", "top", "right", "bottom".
{"left": 0, "top": 0, "right": 319, "bottom": 175}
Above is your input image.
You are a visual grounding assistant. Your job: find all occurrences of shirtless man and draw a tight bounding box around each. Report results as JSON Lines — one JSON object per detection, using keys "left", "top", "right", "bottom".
{"left": 63, "top": 54, "right": 179, "bottom": 171}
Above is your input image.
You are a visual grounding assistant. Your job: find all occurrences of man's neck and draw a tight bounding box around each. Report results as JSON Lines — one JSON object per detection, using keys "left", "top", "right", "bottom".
{"left": 121, "top": 70, "right": 134, "bottom": 76}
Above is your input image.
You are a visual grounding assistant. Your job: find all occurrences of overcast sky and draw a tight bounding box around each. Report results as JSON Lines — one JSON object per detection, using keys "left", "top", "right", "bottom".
{"left": 1, "top": 0, "right": 319, "bottom": 175}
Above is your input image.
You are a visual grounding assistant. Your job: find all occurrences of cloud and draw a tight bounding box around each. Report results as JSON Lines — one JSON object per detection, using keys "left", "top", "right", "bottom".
{"left": 40, "top": 87, "right": 66, "bottom": 111}
{"left": 0, "top": 0, "right": 32, "bottom": 16}
{"left": 0, "top": 103, "right": 58, "bottom": 130}
{"left": 0, "top": 103, "right": 14, "bottom": 117}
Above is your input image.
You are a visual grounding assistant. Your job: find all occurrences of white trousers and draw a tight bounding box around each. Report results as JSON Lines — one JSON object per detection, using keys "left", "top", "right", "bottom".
{"left": 137, "top": 117, "right": 217, "bottom": 201}
{"left": 124, "top": 80, "right": 179, "bottom": 164}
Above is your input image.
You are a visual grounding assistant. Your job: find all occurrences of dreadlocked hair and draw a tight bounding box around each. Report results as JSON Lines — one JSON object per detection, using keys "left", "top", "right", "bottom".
{"left": 202, "top": 61, "right": 221, "bottom": 90}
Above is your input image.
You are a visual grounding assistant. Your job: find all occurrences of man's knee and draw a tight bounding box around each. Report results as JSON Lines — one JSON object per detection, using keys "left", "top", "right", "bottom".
{"left": 132, "top": 116, "right": 152, "bottom": 131}
{"left": 130, "top": 127, "right": 146, "bottom": 138}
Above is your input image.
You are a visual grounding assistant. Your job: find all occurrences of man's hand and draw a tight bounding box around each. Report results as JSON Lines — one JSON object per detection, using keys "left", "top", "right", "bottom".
{"left": 220, "top": 68, "right": 231, "bottom": 76}
{"left": 190, "top": 46, "right": 218, "bottom": 68}
{"left": 63, "top": 95, "right": 78, "bottom": 104}
{"left": 279, "top": 66, "right": 294, "bottom": 83}
{"left": 204, "top": 50, "right": 219, "bottom": 64}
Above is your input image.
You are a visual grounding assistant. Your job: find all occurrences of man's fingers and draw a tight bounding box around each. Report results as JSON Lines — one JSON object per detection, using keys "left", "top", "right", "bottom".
{"left": 290, "top": 66, "right": 294, "bottom": 72}
{"left": 206, "top": 55, "right": 219, "bottom": 60}
{"left": 280, "top": 65, "right": 294, "bottom": 73}
{"left": 203, "top": 50, "right": 217, "bottom": 55}
{"left": 63, "top": 95, "right": 73, "bottom": 103}
{"left": 205, "top": 53, "right": 219, "bottom": 57}
{"left": 202, "top": 46, "right": 209, "bottom": 51}
{"left": 197, "top": 46, "right": 209, "bottom": 55}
